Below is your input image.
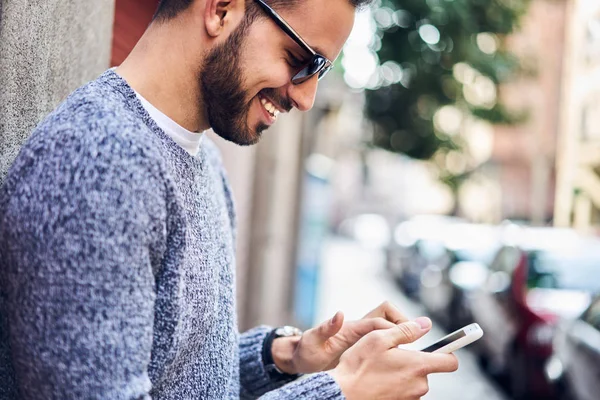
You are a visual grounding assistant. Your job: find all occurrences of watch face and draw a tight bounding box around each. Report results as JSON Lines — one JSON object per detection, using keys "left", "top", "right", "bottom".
{"left": 276, "top": 326, "right": 303, "bottom": 337}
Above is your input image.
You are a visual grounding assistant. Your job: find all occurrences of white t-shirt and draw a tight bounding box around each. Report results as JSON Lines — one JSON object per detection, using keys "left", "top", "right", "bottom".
{"left": 134, "top": 90, "right": 203, "bottom": 157}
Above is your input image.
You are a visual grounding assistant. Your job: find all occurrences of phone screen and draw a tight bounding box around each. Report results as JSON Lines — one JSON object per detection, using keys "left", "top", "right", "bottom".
{"left": 421, "top": 329, "right": 466, "bottom": 352}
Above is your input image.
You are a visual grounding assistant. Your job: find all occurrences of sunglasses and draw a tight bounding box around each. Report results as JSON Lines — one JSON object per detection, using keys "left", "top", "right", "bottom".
{"left": 254, "top": 0, "right": 334, "bottom": 85}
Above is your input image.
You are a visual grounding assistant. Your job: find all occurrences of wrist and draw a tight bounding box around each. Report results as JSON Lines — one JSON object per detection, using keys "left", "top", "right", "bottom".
{"left": 328, "top": 368, "right": 353, "bottom": 399}
{"left": 271, "top": 336, "right": 301, "bottom": 374}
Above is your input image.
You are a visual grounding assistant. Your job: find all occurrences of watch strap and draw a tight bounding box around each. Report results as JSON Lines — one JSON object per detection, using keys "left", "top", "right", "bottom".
{"left": 261, "top": 327, "right": 302, "bottom": 380}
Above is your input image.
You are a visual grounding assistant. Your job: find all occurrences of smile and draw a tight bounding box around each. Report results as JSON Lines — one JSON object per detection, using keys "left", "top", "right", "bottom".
{"left": 258, "top": 93, "right": 281, "bottom": 121}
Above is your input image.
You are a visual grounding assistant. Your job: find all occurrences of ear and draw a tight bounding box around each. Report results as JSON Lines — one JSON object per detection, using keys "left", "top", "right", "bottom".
{"left": 205, "top": 0, "right": 245, "bottom": 38}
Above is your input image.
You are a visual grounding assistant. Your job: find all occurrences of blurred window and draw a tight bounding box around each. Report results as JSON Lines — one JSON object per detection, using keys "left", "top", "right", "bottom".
{"left": 585, "top": 10, "right": 600, "bottom": 65}
{"left": 581, "top": 95, "right": 600, "bottom": 141}
{"left": 526, "top": 251, "right": 600, "bottom": 292}
{"left": 583, "top": 298, "right": 600, "bottom": 331}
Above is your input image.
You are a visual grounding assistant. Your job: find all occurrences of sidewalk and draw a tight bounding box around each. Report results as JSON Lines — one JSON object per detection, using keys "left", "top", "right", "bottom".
{"left": 315, "top": 236, "right": 509, "bottom": 400}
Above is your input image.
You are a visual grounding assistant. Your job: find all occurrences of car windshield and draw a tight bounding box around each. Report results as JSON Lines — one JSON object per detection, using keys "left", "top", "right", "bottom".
{"left": 454, "top": 247, "right": 498, "bottom": 265}
{"left": 527, "top": 250, "right": 600, "bottom": 293}
{"left": 417, "top": 239, "right": 447, "bottom": 261}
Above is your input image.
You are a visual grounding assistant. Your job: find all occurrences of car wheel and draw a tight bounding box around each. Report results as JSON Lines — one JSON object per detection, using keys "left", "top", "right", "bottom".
{"left": 476, "top": 353, "right": 489, "bottom": 371}
{"left": 509, "top": 346, "right": 530, "bottom": 400}
{"left": 448, "top": 295, "right": 465, "bottom": 332}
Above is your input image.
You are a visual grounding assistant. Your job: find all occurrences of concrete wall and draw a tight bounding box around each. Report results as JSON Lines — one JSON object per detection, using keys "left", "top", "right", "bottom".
{"left": 241, "top": 111, "right": 307, "bottom": 329}
{"left": 0, "top": 0, "right": 115, "bottom": 183}
{"left": 210, "top": 110, "right": 308, "bottom": 330}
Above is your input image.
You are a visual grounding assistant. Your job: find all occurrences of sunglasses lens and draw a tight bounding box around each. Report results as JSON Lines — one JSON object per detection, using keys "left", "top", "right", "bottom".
{"left": 318, "top": 64, "right": 333, "bottom": 80}
{"left": 292, "top": 56, "right": 330, "bottom": 84}
{"left": 308, "top": 56, "right": 326, "bottom": 75}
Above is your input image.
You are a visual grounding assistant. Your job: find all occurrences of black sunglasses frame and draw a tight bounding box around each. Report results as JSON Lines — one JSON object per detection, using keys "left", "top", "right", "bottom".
{"left": 253, "top": 0, "right": 334, "bottom": 85}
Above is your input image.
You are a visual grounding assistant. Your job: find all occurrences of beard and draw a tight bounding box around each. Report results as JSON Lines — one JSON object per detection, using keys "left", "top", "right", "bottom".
{"left": 200, "top": 20, "right": 267, "bottom": 146}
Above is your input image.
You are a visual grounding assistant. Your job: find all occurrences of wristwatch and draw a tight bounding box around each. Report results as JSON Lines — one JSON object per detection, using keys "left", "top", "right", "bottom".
{"left": 262, "top": 326, "right": 303, "bottom": 379}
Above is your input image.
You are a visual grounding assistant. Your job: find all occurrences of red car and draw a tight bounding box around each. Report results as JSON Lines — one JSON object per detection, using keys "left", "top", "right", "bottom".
{"left": 468, "top": 228, "right": 600, "bottom": 400}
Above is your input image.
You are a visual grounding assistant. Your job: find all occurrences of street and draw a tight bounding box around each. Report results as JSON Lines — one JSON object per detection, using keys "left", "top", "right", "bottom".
{"left": 315, "top": 236, "right": 509, "bottom": 400}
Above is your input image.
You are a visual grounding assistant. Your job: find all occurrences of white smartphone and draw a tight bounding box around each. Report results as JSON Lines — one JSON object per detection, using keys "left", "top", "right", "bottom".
{"left": 420, "top": 323, "right": 484, "bottom": 354}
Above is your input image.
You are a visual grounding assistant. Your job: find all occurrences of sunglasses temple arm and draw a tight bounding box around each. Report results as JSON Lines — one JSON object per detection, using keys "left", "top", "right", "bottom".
{"left": 255, "top": 0, "right": 316, "bottom": 56}
{"left": 275, "top": 21, "right": 316, "bottom": 56}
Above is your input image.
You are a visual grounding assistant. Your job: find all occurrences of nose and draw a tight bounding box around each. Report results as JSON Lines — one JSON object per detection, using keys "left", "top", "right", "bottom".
{"left": 286, "top": 75, "right": 319, "bottom": 112}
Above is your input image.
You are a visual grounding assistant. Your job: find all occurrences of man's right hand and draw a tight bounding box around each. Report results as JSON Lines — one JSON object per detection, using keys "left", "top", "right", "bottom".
{"left": 328, "top": 317, "right": 459, "bottom": 400}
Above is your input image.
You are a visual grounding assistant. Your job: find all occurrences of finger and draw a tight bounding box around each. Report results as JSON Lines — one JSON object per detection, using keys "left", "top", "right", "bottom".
{"left": 345, "top": 317, "right": 397, "bottom": 339}
{"left": 420, "top": 353, "right": 459, "bottom": 374}
{"left": 383, "top": 317, "right": 432, "bottom": 348}
{"left": 311, "top": 311, "right": 344, "bottom": 343}
{"left": 414, "top": 377, "right": 430, "bottom": 399}
{"left": 363, "top": 301, "right": 408, "bottom": 324}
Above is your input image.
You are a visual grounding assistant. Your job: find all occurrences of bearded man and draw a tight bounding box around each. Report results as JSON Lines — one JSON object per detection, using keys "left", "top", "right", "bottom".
{"left": 0, "top": 1, "right": 458, "bottom": 398}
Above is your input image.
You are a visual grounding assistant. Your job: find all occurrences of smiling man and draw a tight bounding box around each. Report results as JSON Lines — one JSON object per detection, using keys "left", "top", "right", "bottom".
{"left": 118, "top": 0, "right": 347, "bottom": 147}
{"left": 0, "top": 0, "right": 459, "bottom": 399}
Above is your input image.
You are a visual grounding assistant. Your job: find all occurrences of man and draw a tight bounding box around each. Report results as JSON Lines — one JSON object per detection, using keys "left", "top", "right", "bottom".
{"left": 0, "top": 0, "right": 459, "bottom": 398}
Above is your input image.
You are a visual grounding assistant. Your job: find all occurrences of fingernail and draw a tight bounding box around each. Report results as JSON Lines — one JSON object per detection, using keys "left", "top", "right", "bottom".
{"left": 414, "top": 317, "right": 431, "bottom": 330}
{"left": 331, "top": 312, "right": 339, "bottom": 325}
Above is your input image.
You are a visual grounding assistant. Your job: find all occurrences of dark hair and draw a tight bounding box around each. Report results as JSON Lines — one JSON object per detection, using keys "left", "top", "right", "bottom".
{"left": 153, "top": 0, "right": 374, "bottom": 22}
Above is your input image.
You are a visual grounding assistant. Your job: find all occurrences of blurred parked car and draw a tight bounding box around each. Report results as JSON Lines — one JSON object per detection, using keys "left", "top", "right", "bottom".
{"left": 419, "top": 223, "right": 501, "bottom": 330}
{"left": 468, "top": 228, "right": 600, "bottom": 399}
{"left": 337, "top": 213, "right": 391, "bottom": 249}
{"left": 545, "top": 296, "right": 600, "bottom": 400}
{"left": 385, "top": 215, "right": 464, "bottom": 298}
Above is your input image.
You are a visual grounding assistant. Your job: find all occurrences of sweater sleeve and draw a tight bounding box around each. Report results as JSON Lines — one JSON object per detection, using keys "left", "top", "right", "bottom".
{"left": 0, "top": 123, "right": 167, "bottom": 399}
{"left": 257, "top": 373, "right": 345, "bottom": 400}
{"left": 238, "top": 327, "right": 346, "bottom": 400}
{"left": 239, "top": 326, "right": 299, "bottom": 399}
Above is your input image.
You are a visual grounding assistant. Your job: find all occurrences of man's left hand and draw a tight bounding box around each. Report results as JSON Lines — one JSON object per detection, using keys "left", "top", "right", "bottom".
{"left": 271, "top": 301, "right": 409, "bottom": 374}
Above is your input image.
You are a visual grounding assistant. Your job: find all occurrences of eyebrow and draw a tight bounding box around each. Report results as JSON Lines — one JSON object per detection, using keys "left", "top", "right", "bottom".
{"left": 312, "top": 46, "right": 329, "bottom": 59}
{"left": 290, "top": 40, "right": 331, "bottom": 61}
{"left": 254, "top": 0, "right": 333, "bottom": 61}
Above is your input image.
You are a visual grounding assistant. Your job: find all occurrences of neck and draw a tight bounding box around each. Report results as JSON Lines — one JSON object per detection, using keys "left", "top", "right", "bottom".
{"left": 116, "top": 20, "right": 209, "bottom": 133}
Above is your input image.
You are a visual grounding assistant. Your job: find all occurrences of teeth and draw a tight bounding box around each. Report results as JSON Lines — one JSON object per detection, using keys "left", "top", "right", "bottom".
{"left": 259, "top": 95, "right": 279, "bottom": 119}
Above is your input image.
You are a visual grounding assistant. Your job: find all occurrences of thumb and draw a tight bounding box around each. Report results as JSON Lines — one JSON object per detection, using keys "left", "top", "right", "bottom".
{"left": 385, "top": 317, "right": 432, "bottom": 348}
{"left": 313, "top": 311, "right": 344, "bottom": 342}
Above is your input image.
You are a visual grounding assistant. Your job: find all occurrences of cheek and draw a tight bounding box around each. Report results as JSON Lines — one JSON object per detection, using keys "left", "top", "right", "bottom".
{"left": 257, "top": 66, "right": 291, "bottom": 89}
{"left": 242, "top": 51, "right": 292, "bottom": 93}
{"left": 243, "top": 69, "right": 290, "bottom": 102}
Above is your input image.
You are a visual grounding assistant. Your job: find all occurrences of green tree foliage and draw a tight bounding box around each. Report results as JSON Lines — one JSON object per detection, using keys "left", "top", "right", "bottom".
{"left": 366, "top": 0, "right": 531, "bottom": 160}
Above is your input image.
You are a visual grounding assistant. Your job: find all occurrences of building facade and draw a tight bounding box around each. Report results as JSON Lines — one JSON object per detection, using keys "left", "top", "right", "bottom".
{"left": 554, "top": 0, "right": 600, "bottom": 232}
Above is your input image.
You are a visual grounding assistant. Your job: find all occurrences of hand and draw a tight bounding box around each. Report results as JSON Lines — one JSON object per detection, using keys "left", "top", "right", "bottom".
{"left": 328, "top": 318, "right": 459, "bottom": 400}
{"left": 273, "top": 301, "right": 409, "bottom": 374}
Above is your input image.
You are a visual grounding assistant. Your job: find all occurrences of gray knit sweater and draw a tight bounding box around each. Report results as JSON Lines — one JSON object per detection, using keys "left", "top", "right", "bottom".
{"left": 0, "top": 70, "right": 344, "bottom": 400}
